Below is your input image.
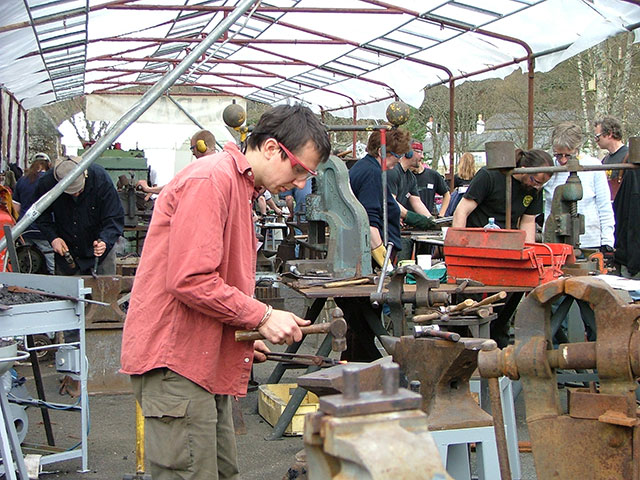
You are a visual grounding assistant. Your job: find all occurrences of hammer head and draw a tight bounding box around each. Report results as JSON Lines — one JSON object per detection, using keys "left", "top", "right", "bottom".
{"left": 330, "top": 307, "right": 347, "bottom": 352}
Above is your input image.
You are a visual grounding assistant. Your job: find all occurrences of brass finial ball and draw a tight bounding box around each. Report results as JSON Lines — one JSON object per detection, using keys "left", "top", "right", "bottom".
{"left": 222, "top": 102, "right": 246, "bottom": 128}
{"left": 386, "top": 101, "right": 411, "bottom": 126}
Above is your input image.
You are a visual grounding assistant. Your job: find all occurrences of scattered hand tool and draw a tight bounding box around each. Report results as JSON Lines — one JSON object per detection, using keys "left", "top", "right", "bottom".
{"left": 433, "top": 215, "right": 453, "bottom": 225}
{"left": 7, "top": 285, "right": 110, "bottom": 306}
{"left": 413, "top": 325, "right": 460, "bottom": 342}
{"left": 447, "top": 298, "right": 475, "bottom": 313}
{"left": 263, "top": 352, "right": 344, "bottom": 367}
{"left": 412, "top": 311, "right": 441, "bottom": 323}
{"left": 463, "top": 291, "right": 507, "bottom": 312}
{"left": 321, "top": 276, "right": 377, "bottom": 288}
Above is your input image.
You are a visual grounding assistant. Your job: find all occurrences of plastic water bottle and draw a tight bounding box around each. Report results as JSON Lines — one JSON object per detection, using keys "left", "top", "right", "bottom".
{"left": 484, "top": 217, "right": 500, "bottom": 230}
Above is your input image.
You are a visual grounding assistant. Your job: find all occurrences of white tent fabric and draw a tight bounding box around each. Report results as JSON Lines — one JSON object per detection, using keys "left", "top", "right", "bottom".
{"left": 1, "top": 0, "right": 639, "bottom": 118}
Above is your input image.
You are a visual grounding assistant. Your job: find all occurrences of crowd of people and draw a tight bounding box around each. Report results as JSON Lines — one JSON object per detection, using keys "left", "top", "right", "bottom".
{"left": 4, "top": 104, "right": 638, "bottom": 479}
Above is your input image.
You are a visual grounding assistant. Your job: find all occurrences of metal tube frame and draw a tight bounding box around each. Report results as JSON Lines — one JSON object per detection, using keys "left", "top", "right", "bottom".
{"left": 0, "top": 0, "right": 259, "bottom": 253}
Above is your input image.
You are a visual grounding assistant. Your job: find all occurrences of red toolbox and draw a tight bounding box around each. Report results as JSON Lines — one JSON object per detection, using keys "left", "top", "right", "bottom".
{"left": 443, "top": 228, "right": 574, "bottom": 287}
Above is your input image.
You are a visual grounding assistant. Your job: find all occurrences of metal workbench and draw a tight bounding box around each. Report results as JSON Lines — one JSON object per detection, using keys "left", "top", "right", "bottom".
{"left": 0, "top": 272, "right": 90, "bottom": 473}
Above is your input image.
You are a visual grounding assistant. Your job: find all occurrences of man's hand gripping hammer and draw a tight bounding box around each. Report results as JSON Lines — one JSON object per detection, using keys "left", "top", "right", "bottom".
{"left": 235, "top": 307, "right": 347, "bottom": 352}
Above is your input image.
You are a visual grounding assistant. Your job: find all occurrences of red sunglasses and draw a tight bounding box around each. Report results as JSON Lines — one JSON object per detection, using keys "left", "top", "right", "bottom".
{"left": 278, "top": 142, "right": 317, "bottom": 177}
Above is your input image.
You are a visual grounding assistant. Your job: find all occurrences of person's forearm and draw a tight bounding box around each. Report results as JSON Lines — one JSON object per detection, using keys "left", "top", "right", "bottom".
{"left": 521, "top": 220, "right": 536, "bottom": 243}
{"left": 452, "top": 211, "right": 467, "bottom": 228}
{"left": 439, "top": 193, "right": 451, "bottom": 217}
{"left": 409, "top": 196, "right": 431, "bottom": 217}
{"left": 370, "top": 226, "right": 382, "bottom": 249}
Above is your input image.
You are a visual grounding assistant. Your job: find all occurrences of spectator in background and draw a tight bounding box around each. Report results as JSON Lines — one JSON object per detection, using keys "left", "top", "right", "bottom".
{"left": 280, "top": 178, "right": 312, "bottom": 221}
{"left": 543, "top": 122, "right": 614, "bottom": 343}
{"left": 256, "top": 190, "right": 283, "bottom": 217}
{"left": 446, "top": 152, "right": 477, "bottom": 217}
{"left": 190, "top": 129, "right": 217, "bottom": 158}
{"left": 594, "top": 115, "right": 627, "bottom": 200}
{"left": 409, "top": 141, "right": 450, "bottom": 216}
{"left": 8, "top": 162, "right": 23, "bottom": 181}
{"left": 455, "top": 152, "right": 476, "bottom": 188}
{"left": 543, "top": 122, "right": 614, "bottom": 252}
{"left": 343, "top": 128, "right": 411, "bottom": 362}
{"left": 13, "top": 153, "right": 54, "bottom": 273}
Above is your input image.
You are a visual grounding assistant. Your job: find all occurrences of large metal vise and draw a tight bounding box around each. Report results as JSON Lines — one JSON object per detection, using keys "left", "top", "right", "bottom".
{"left": 478, "top": 277, "right": 640, "bottom": 479}
{"left": 287, "top": 155, "right": 372, "bottom": 279}
{"left": 543, "top": 157, "right": 584, "bottom": 248}
{"left": 304, "top": 362, "right": 452, "bottom": 480}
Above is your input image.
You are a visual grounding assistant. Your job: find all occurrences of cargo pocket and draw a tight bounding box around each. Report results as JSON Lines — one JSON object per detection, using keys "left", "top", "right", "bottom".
{"left": 141, "top": 395, "right": 192, "bottom": 471}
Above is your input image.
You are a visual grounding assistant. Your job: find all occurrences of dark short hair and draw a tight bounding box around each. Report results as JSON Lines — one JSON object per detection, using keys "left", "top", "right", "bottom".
{"left": 247, "top": 104, "right": 331, "bottom": 163}
{"left": 594, "top": 116, "right": 623, "bottom": 141}
{"left": 515, "top": 149, "right": 553, "bottom": 168}
{"left": 366, "top": 127, "right": 411, "bottom": 157}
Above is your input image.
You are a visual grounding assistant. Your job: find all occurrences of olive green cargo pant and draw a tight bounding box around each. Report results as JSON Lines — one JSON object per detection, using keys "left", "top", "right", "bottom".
{"left": 131, "top": 368, "right": 239, "bottom": 480}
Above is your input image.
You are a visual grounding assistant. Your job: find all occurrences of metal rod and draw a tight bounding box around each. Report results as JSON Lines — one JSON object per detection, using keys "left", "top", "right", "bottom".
{"left": 381, "top": 129, "right": 388, "bottom": 247}
{"left": 489, "top": 377, "right": 512, "bottom": 480}
{"left": 510, "top": 163, "right": 639, "bottom": 175}
{"left": 0, "top": 0, "right": 259, "bottom": 253}
{"left": 166, "top": 94, "right": 223, "bottom": 150}
{"left": 505, "top": 170, "right": 513, "bottom": 229}
{"left": 26, "top": 335, "right": 56, "bottom": 447}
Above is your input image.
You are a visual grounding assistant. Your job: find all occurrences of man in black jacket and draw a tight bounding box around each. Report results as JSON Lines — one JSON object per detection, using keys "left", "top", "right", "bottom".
{"left": 613, "top": 166, "right": 640, "bottom": 279}
{"left": 35, "top": 156, "right": 124, "bottom": 275}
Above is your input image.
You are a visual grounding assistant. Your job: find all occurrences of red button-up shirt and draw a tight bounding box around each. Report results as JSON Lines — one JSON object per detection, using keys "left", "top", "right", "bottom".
{"left": 121, "top": 142, "right": 266, "bottom": 396}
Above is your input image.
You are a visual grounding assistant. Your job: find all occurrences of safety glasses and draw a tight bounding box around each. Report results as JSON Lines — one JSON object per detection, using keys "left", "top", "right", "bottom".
{"left": 278, "top": 141, "right": 317, "bottom": 178}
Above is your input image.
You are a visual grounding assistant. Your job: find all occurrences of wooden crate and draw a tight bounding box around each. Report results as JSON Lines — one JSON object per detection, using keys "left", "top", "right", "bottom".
{"left": 258, "top": 383, "right": 319, "bottom": 436}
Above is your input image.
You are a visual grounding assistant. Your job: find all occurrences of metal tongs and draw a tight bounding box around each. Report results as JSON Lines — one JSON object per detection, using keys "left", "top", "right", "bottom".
{"left": 264, "top": 352, "right": 344, "bottom": 367}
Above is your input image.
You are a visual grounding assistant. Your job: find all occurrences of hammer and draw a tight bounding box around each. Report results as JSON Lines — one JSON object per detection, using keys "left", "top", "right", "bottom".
{"left": 235, "top": 307, "right": 348, "bottom": 352}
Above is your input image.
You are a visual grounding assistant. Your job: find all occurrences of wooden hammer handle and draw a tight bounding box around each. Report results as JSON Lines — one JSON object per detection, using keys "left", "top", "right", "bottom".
{"left": 469, "top": 291, "right": 507, "bottom": 309}
{"left": 413, "top": 312, "right": 441, "bottom": 323}
{"left": 447, "top": 298, "right": 475, "bottom": 313}
{"left": 235, "top": 322, "right": 331, "bottom": 342}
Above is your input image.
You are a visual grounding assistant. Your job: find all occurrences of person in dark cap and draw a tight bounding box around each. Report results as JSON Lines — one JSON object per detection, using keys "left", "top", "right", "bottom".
{"left": 34, "top": 156, "right": 124, "bottom": 276}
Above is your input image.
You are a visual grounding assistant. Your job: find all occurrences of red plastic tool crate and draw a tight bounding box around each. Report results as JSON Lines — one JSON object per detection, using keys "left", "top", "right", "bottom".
{"left": 443, "top": 228, "right": 574, "bottom": 287}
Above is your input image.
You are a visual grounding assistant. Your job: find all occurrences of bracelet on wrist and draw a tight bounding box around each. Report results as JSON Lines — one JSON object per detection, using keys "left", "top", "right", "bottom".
{"left": 255, "top": 304, "right": 272, "bottom": 330}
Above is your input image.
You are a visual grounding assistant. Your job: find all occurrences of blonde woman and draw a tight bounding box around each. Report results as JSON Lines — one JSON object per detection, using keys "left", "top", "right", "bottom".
{"left": 445, "top": 152, "right": 477, "bottom": 216}
{"left": 454, "top": 152, "right": 476, "bottom": 188}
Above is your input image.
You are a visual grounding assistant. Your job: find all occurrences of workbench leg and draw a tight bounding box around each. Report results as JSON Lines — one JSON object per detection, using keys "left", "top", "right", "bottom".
{"left": 0, "top": 387, "right": 28, "bottom": 479}
{"left": 26, "top": 335, "right": 55, "bottom": 446}
{"left": 335, "top": 298, "right": 385, "bottom": 362}
{"left": 265, "top": 333, "right": 332, "bottom": 441}
{"left": 266, "top": 298, "right": 326, "bottom": 385}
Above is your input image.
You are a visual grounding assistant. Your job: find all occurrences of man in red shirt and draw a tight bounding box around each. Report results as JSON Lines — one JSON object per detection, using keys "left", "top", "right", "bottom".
{"left": 121, "top": 105, "right": 331, "bottom": 479}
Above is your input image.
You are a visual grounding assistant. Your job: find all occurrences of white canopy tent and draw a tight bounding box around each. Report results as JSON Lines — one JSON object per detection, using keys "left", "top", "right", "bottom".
{"left": 1, "top": 0, "right": 639, "bottom": 118}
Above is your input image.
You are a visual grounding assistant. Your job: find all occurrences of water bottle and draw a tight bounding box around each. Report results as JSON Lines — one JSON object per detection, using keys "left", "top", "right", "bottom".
{"left": 484, "top": 217, "right": 500, "bottom": 230}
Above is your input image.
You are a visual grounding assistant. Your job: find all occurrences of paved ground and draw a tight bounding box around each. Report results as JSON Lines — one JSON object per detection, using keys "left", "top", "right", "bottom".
{"left": 11, "top": 286, "right": 541, "bottom": 479}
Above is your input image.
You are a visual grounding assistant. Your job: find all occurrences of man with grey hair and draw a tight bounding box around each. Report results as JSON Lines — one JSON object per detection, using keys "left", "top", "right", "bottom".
{"left": 543, "top": 122, "right": 614, "bottom": 342}
{"left": 594, "top": 115, "right": 627, "bottom": 200}
{"left": 543, "top": 122, "right": 614, "bottom": 252}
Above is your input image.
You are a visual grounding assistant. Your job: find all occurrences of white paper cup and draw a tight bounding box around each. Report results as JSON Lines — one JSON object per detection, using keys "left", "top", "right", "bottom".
{"left": 417, "top": 254, "right": 432, "bottom": 270}
{"left": 442, "top": 227, "right": 449, "bottom": 239}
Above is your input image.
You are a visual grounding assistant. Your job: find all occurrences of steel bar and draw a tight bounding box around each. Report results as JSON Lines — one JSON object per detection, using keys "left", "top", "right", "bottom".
{"left": 489, "top": 377, "right": 512, "bottom": 480}
{"left": 0, "top": 0, "right": 259, "bottom": 253}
